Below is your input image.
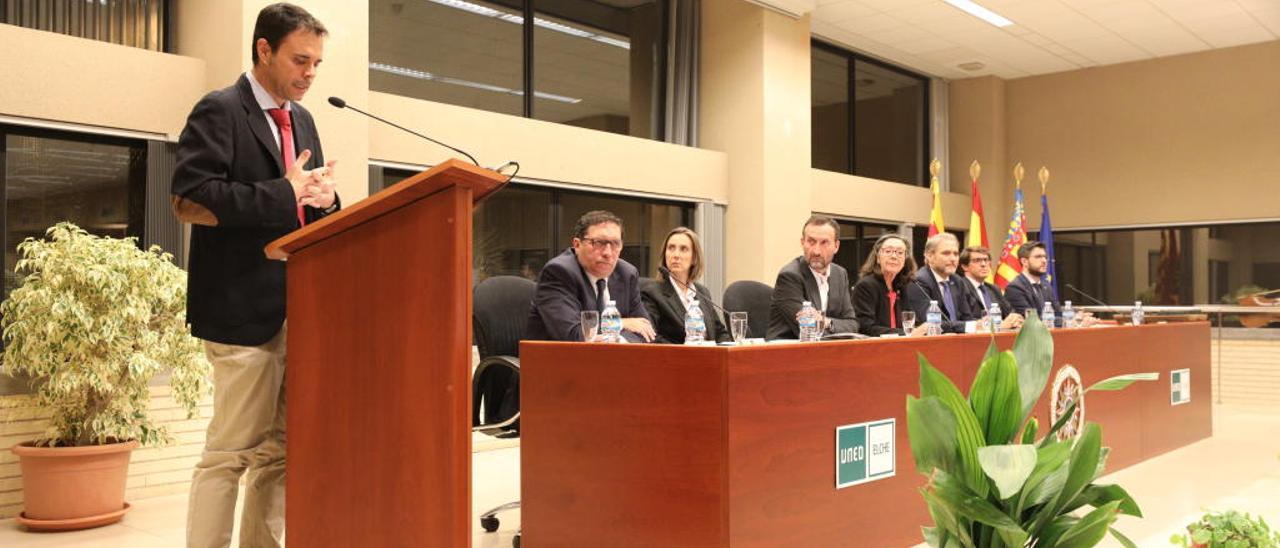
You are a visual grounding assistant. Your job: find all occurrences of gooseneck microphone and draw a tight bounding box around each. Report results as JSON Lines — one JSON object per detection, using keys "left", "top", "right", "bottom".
{"left": 1065, "top": 283, "right": 1117, "bottom": 313}
{"left": 659, "top": 266, "right": 730, "bottom": 317}
{"left": 327, "top": 96, "right": 479, "bottom": 166}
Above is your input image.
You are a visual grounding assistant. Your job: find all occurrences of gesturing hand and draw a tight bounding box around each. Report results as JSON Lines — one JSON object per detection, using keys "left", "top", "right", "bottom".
{"left": 300, "top": 159, "right": 338, "bottom": 209}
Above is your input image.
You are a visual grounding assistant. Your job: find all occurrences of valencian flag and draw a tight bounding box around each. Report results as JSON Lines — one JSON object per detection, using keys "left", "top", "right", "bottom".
{"left": 966, "top": 162, "right": 991, "bottom": 281}
{"left": 1039, "top": 172, "right": 1057, "bottom": 296}
{"left": 995, "top": 167, "right": 1028, "bottom": 290}
{"left": 928, "top": 159, "right": 945, "bottom": 237}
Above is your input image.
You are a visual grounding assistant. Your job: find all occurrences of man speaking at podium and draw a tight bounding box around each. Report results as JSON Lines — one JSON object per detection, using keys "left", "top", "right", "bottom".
{"left": 526, "top": 210, "right": 656, "bottom": 343}
{"left": 169, "top": 4, "right": 341, "bottom": 547}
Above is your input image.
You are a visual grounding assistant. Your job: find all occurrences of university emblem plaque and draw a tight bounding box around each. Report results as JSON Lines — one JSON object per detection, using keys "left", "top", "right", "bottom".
{"left": 1049, "top": 365, "right": 1084, "bottom": 442}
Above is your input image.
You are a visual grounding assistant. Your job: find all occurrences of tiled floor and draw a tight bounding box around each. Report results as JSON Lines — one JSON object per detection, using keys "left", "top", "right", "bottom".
{"left": 1, "top": 404, "right": 1275, "bottom": 547}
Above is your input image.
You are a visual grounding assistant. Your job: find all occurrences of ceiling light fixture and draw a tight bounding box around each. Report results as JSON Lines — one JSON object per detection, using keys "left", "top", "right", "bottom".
{"left": 942, "top": 0, "right": 1014, "bottom": 28}
{"left": 424, "top": 0, "right": 630, "bottom": 50}
{"left": 369, "top": 62, "right": 584, "bottom": 104}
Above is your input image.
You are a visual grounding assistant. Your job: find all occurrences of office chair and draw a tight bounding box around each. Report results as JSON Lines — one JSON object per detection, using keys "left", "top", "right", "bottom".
{"left": 723, "top": 280, "right": 774, "bottom": 339}
{"left": 472, "top": 275, "right": 535, "bottom": 544}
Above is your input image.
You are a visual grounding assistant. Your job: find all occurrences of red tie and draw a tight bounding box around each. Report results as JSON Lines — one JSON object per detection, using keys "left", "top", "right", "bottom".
{"left": 267, "top": 108, "right": 305, "bottom": 227}
{"left": 887, "top": 289, "right": 898, "bottom": 329}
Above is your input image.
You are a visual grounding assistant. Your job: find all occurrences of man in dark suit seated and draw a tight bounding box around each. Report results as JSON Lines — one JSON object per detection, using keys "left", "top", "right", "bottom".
{"left": 768, "top": 215, "right": 859, "bottom": 340}
{"left": 908, "top": 233, "right": 981, "bottom": 334}
{"left": 959, "top": 246, "right": 1023, "bottom": 330}
{"left": 1004, "top": 240, "right": 1061, "bottom": 325}
{"left": 525, "top": 210, "right": 656, "bottom": 343}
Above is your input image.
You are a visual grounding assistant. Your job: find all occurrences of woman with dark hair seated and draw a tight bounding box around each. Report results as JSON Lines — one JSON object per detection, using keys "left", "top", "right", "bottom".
{"left": 641, "top": 227, "right": 731, "bottom": 344}
{"left": 853, "top": 233, "right": 929, "bottom": 337}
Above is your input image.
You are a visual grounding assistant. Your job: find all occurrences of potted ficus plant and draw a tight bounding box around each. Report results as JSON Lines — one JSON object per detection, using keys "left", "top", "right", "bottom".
{"left": 1, "top": 223, "right": 209, "bottom": 531}
{"left": 906, "top": 312, "right": 1158, "bottom": 547}
{"left": 1171, "top": 510, "right": 1280, "bottom": 548}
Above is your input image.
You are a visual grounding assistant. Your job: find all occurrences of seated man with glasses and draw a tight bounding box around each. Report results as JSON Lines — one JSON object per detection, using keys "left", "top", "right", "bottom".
{"left": 525, "top": 210, "right": 656, "bottom": 343}
{"left": 959, "top": 246, "right": 1022, "bottom": 330}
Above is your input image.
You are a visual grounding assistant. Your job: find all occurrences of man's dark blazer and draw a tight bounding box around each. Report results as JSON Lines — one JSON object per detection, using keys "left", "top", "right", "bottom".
{"left": 907, "top": 267, "right": 981, "bottom": 334}
{"left": 959, "top": 276, "right": 1013, "bottom": 319}
{"left": 1004, "top": 274, "right": 1062, "bottom": 325}
{"left": 170, "top": 74, "right": 340, "bottom": 346}
{"left": 852, "top": 272, "right": 913, "bottom": 337}
{"left": 525, "top": 248, "right": 651, "bottom": 343}
{"left": 768, "top": 257, "right": 859, "bottom": 340}
{"left": 640, "top": 275, "right": 730, "bottom": 344}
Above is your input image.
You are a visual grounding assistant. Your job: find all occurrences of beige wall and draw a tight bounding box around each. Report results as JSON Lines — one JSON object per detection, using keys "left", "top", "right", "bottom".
{"left": 1002, "top": 40, "right": 1280, "bottom": 230}
{"left": 811, "top": 169, "right": 969, "bottom": 231}
{"left": 0, "top": 24, "right": 205, "bottom": 137}
{"left": 368, "top": 92, "right": 729, "bottom": 203}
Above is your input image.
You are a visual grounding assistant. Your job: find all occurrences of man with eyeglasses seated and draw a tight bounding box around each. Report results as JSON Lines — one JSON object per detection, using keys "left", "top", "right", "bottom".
{"left": 525, "top": 210, "right": 657, "bottom": 343}
{"left": 959, "top": 246, "right": 1022, "bottom": 331}
{"left": 907, "top": 233, "right": 983, "bottom": 334}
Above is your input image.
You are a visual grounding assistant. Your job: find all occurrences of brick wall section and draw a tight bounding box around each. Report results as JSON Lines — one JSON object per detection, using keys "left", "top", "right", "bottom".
{"left": 0, "top": 386, "right": 213, "bottom": 519}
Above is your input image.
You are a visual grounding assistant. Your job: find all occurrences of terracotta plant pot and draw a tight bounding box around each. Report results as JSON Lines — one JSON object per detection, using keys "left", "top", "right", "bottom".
{"left": 10, "top": 440, "right": 139, "bottom": 531}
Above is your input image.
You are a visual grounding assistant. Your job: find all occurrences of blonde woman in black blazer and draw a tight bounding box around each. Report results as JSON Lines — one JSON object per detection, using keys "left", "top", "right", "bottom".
{"left": 641, "top": 227, "right": 731, "bottom": 344}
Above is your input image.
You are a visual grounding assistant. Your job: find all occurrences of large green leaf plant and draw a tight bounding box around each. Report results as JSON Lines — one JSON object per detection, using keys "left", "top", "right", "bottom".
{"left": 1, "top": 223, "right": 209, "bottom": 447}
{"left": 906, "top": 312, "right": 1158, "bottom": 547}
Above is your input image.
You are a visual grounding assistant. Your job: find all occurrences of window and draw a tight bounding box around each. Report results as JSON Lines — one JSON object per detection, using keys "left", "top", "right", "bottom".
{"left": 1057, "top": 223, "right": 1280, "bottom": 319}
{"left": 370, "top": 0, "right": 667, "bottom": 139}
{"left": 381, "top": 168, "right": 693, "bottom": 282}
{"left": 2, "top": 126, "right": 148, "bottom": 299}
{"left": 811, "top": 40, "right": 930, "bottom": 186}
{"left": 830, "top": 220, "right": 897, "bottom": 281}
{"left": 1, "top": 0, "right": 169, "bottom": 51}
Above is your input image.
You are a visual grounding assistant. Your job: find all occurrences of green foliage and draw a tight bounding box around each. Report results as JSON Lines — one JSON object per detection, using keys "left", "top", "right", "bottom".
{"left": 907, "top": 311, "right": 1157, "bottom": 547}
{"left": 1171, "top": 510, "right": 1280, "bottom": 548}
{"left": 1, "top": 223, "right": 209, "bottom": 447}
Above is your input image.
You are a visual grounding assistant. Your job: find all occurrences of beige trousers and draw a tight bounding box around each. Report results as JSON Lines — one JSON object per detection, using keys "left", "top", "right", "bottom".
{"left": 187, "top": 326, "right": 287, "bottom": 548}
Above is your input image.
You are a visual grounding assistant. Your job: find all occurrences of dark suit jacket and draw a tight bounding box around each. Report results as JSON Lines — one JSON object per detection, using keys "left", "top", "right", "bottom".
{"left": 852, "top": 273, "right": 913, "bottom": 337}
{"left": 768, "top": 257, "right": 858, "bottom": 340}
{"left": 525, "top": 248, "right": 651, "bottom": 342}
{"left": 170, "top": 74, "right": 340, "bottom": 346}
{"left": 959, "top": 277, "right": 1013, "bottom": 319}
{"left": 907, "top": 268, "right": 980, "bottom": 334}
{"left": 1004, "top": 274, "right": 1062, "bottom": 325}
{"left": 640, "top": 275, "right": 730, "bottom": 344}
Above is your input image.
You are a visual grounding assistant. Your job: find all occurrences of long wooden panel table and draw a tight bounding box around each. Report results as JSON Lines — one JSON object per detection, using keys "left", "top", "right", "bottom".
{"left": 521, "top": 323, "right": 1212, "bottom": 547}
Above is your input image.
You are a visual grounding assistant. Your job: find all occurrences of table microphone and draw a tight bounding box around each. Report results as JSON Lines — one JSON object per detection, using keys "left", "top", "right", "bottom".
{"left": 1065, "top": 283, "right": 1118, "bottom": 314}
{"left": 327, "top": 96, "right": 480, "bottom": 166}
{"left": 659, "top": 266, "right": 731, "bottom": 317}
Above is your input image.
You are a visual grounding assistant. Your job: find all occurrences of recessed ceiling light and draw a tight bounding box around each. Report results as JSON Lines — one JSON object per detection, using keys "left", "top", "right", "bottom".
{"left": 958, "top": 61, "right": 986, "bottom": 71}
{"left": 942, "top": 0, "right": 1014, "bottom": 28}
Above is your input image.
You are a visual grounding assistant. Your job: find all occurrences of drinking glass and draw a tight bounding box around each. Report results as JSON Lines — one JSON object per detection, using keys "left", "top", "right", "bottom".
{"left": 580, "top": 310, "right": 600, "bottom": 342}
{"left": 729, "top": 311, "right": 749, "bottom": 343}
{"left": 901, "top": 310, "right": 916, "bottom": 334}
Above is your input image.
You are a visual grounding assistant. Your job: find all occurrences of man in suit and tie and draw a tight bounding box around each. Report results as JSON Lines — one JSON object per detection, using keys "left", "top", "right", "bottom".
{"left": 525, "top": 210, "right": 656, "bottom": 343}
{"left": 1004, "top": 240, "right": 1062, "bottom": 324}
{"left": 170, "top": 4, "right": 340, "bottom": 547}
{"left": 959, "top": 246, "right": 1023, "bottom": 330}
{"left": 908, "top": 233, "right": 981, "bottom": 333}
{"left": 768, "top": 215, "right": 859, "bottom": 340}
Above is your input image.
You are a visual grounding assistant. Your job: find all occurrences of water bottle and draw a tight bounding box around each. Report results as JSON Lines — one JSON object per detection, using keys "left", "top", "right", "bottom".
{"left": 684, "top": 300, "right": 706, "bottom": 344}
{"left": 988, "top": 301, "right": 1002, "bottom": 333}
{"left": 1042, "top": 300, "right": 1056, "bottom": 329}
{"left": 798, "top": 301, "right": 819, "bottom": 342}
{"left": 926, "top": 300, "right": 942, "bottom": 336}
{"left": 1131, "top": 301, "right": 1144, "bottom": 326}
{"left": 600, "top": 300, "right": 623, "bottom": 342}
{"left": 1061, "top": 300, "right": 1076, "bottom": 328}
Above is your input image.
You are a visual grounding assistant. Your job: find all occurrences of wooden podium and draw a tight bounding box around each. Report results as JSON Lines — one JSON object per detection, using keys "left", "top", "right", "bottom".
{"left": 266, "top": 159, "right": 506, "bottom": 547}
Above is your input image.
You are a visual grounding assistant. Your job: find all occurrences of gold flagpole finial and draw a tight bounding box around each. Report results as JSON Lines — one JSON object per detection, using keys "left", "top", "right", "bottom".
{"left": 969, "top": 160, "right": 981, "bottom": 181}
{"left": 929, "top": 158, "right": 941, "bottom": 179}
{"left": 1013, "top": 162, "right": 1025, "bottom": 188}
{"left": 1038, "top": 166, "right": 1050, "bottom": 192}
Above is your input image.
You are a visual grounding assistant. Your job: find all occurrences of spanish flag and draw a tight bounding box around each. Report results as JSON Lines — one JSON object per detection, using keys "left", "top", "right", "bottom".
{"left": 927, "top": 162, "right": 945, "bottom": 237}
{"left": 995, "top": 181, "right": 1027, "bottom": 290}
{"left": 968, "top": 171, "right": 992, "bottom": 283}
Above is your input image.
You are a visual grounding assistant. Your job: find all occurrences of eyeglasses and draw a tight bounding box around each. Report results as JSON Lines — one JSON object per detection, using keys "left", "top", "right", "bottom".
{"left": 970, "top": 258, "right": 992, "bottom": 264}
{"left": 581, "top": 237, "right": 623, "bottom": 251}
{"left": 879, "top": 248, "right": 907, "bottom": 258}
